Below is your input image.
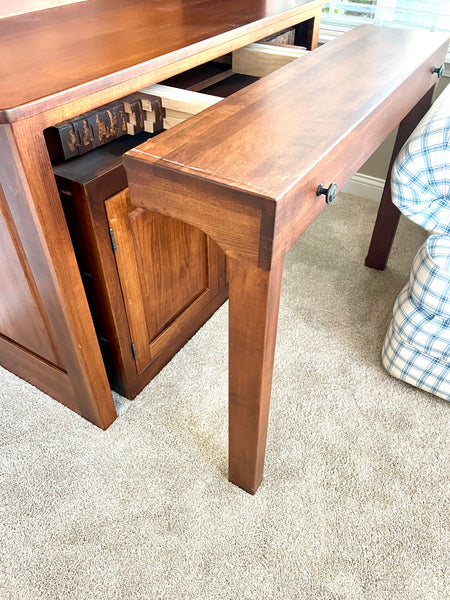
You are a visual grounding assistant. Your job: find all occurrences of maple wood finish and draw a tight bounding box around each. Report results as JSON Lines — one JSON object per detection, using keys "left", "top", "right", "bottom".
{"left": 125, "top": 26, "right": 448, "bottom": 492}
{"left": 0, "top": 0, "right": 324, "bottom": 428}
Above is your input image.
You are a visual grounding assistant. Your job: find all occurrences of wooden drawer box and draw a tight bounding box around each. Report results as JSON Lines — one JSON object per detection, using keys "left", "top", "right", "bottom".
{"left": 53, "top": 133, "right": 227, "bottom": 399}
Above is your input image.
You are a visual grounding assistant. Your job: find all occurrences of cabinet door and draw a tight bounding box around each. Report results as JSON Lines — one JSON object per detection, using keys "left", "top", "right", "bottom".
{"left": 105, "top": 189, "right": 223, "bottom": 373}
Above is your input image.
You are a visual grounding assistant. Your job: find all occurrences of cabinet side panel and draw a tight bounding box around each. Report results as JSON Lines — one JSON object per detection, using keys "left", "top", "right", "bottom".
{"left": 0, "top": 185, "right": 63, "bottom": 366}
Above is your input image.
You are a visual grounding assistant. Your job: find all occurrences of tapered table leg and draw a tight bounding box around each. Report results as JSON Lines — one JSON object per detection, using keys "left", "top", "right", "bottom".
{"left": 227, "top": 256, "right": 285, "bottom": 494}
{"left": 365, "top": 88, "right": 434, "bottom": 270}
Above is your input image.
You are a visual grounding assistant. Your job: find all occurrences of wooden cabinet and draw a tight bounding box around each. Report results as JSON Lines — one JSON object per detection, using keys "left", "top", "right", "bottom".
{"left": 53, "top": 133, "right": 227, "bottom": 399}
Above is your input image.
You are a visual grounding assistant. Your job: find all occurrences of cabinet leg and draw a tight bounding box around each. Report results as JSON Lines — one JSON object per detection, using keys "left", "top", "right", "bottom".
{"left": 228, "top": 256, "right": 284, "bottom": 494}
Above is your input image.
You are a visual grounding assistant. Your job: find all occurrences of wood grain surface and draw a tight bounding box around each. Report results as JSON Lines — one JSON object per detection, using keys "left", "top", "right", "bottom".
{"left": 126, "top": 26, "right": 448, "bottom": 269}
{"left": 127, "top": 26, "right": 448, "bottom": 205}
{"left": 0, "top": 0, "right": 324, "bottom": 121}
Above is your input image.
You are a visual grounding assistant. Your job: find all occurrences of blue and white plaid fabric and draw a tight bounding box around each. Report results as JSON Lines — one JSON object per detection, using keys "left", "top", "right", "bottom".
{"left": 391, "top": 286, "right": 450, "bottom": 362}
{"left": 391, "top": 87, "right": 450, "bottom": 235}
{"left": 383, "top": 236, "right": 450, "bottom": 401}
{"left": 383, "top": 86, "right": 450, "bottom": 401}
{"left": 408, "top": 234, "right": 450, "bottom": 319}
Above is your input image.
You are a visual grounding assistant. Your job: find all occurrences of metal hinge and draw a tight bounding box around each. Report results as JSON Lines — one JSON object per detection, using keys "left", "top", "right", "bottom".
{"left": 131, "top": 343, "right": 137, "bottom": 361}
{"left": 109, "top": 228, "right": 117, "bottom": 254}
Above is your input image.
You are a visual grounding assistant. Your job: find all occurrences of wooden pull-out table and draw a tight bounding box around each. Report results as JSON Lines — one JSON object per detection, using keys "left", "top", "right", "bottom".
{"left": 124, "top": 26, "right": 449, "bottom": 492}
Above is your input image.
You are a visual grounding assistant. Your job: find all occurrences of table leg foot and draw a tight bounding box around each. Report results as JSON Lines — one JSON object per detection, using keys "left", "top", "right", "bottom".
{"left": 227, "top": 256, "right": 284, "bottom": 494}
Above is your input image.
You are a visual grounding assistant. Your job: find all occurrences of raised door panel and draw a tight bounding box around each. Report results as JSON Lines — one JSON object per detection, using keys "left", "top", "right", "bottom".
{"left": 105, "top": 188, "right": 215, "bottom": 373}
{"left": 128, "top": 206, "right": 207, "bottom": 340}
{"left": 0, "top": 188, "right": 63, "bottom": 367}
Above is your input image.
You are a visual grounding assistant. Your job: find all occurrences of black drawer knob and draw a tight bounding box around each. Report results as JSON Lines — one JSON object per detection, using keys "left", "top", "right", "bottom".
{"left": 432, "top": 64, "right": 445, "bottom": 78}
{"left": 317, "top": 182, "right": 337, "bottom": 204}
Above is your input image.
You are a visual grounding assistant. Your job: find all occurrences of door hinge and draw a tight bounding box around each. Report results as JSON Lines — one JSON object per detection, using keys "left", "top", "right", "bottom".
{"left": 131, "top": 343, "right": 138, "bottom": 361}
{"left": 109, "top": 228, "right": 117, "bottom": 254}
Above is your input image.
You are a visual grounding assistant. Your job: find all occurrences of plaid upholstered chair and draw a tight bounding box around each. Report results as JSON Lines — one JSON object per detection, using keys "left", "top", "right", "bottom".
{"left": 382, "top": 84, "right": 450, "bottom": 401}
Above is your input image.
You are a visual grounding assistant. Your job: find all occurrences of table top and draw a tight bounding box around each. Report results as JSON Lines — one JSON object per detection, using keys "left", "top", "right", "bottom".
{"left": 127, "top": 25, "right": 449, "bottom": 202}
{"left": 0, "top": 0, "right": 324, "bottom": 121}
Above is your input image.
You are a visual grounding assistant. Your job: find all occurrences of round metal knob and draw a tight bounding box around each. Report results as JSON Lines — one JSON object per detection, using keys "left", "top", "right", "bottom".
{"left": 432, "top": 64, "right": 445, "bottom": 79}
{"left": 317, "top": 182, "right": 337, "bottom": 204}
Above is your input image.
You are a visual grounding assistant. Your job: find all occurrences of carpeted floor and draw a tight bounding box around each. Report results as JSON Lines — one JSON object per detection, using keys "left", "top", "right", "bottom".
{"left": 0, "top": 193, "right": 448, "bottom": 600}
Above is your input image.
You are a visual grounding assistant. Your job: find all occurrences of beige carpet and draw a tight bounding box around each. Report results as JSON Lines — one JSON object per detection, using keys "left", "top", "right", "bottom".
{"left": 0, "top": 193, "right": 448, "bottom": 600}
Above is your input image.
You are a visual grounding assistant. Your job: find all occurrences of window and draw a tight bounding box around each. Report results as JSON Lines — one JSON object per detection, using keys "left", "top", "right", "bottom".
{"left": 321, "top": 1, "right": 450, "bottom": 65}
{"left": 322, "top": 1, "right": 450, "bottom": 31}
